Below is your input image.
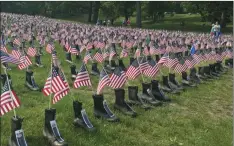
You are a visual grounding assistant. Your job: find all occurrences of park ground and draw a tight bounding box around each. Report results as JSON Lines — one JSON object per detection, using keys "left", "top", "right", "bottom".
{"left": 1, "top": 14, "right": 233, "bottom": 146}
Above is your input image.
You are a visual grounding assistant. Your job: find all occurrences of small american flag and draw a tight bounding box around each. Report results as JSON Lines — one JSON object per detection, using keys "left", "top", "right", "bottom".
{"left": 143, "top": 59, "right": 159, "bottom": 78}
{"left": 70, "top": 46, "right": 79, "bottom": 55}
{"left": 27, "top": 47, "right": 37, "bottom": 57}
{"left": 93, "top": 49, "right": 104, "bottom": 63}
{"left": 96, "top": 69, "right": 111, "bottom": 94}
{"left": 149, "top": 46, "right": 157, "bottom": 55}
{"left": 158, "top": 53, "right": 169, "bottom": 65}
{"left": 109, "top": 67, "right": 127, "bottom": 89}
{"left": 0, "top": 81, "right": 21, "bottom": 116}
{"left": 86, "top": 42, "right": 93, "bottom": 50}
{"left": 185, "top": 56, "right": 197, "bottom": 69}
{"left": 65, "top": 42, "right": 71, "bottom": 52}
{"left": 126, "top": 59, "right": 141, "bottom": 80}
{"left": 109, "top": 47, "right": 117, "bottom": 61}
{"left": 42, "top": 67, "right": 68, "bottom": 96}
{"left": 120, "top": 48, "right": 128, "bottom": 58}
{"left": 18, "top": 55, "right": 32, "bottom": 70}
{"left": 174, "top": 59, "right": 188, "bottom": 73}
{"left": 0, "top": 50, "right": 20, "bottom": 65}
{"left": 83, "top": 51, "right": 92, "bottom": 64}
{"left": 163, "top": 54, "right": 179, "bottom": 69}
{"left": 46, "top": 44, "right": 54, "bottom": 54}
{"left": 139, "top": 57, "right": 150, "bottom": 72}
{"left": 97, "top": 42, "right": 105, "bottom": 49}
{"left": 134, "top": 48, "right": 141, "bottom": 58}
{"left": 143, "top": 46, "right": 150, "bottom": 56}
{"left": 13, "top": 38, "right": 21, "bottom": 46}
{"left": 74, "top": 63, "right": 92, "bottom": 88}
{"left": 1, "top": 46, "right": 8, "bottom": 53}
{"left": 11, "top": 48, "right": 21, "bottom": 59}
{"left": 103, "top": 49, "right": 109, "bottom": 59}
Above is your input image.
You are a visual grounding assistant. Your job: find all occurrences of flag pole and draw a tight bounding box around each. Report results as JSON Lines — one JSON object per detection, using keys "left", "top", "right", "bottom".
{"left": 48, "top": 53, "right": 53, "bottom": 109}
{"left": 136, "top": 56, "right": 145, "bottom": 83}
{"left": 3, "top": 67, "right": 17, "bottom": 118}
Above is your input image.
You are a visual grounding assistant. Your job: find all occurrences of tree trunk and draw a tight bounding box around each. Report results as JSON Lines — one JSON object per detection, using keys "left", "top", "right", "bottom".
{"left": 136, "top": 1, "right": 142, "bottom": 28}
{"left": 92, "top": 1, "right": 100, "bottom": 23}
{"left": 88, "top": 1, "right": 92, "bottom": 22}
{"left": 220, "top": 12, "right": 226, "bottom": 28}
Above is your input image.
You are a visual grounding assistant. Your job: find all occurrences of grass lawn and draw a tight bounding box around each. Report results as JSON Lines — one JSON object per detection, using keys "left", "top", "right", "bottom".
{"left": 0, "top": 39, "right": 233, "bottom": 145}
{"left": 59, "top": 14, "right": 233, "bottom": 33}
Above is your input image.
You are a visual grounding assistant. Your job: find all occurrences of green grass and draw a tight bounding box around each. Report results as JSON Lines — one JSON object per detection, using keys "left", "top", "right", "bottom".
{"left": 0, "top": 40, "right": 233, "bottom": 146}
{"left": 59, "top": 14, "right": 233, "bottom": 33}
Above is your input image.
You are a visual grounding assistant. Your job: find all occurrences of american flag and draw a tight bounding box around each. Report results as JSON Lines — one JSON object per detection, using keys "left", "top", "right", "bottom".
{"left": 0, "top": 81, "right": 21, "bottom": 116}
{"left": 18, "top": 55, "right": 32, "bottom": 70}
{"left": 65, "top": 42, "right": 71, "bottom": 52}
{"left": 53, "top": 68, "right": 70, "bottom": 104}
{"left": 42, "top": 67, "right": 68, "bottom": 96}
{"left": 11, "top": 47, "right": 21, "bottom": 59}
{"left": 143, "top": 46, "right": 150, "bottom": 56}
{"left": 96, "top": 69, "right": 111, "bottom": 94}
{"left": 93, "top": 49, "right": 104, "bottom": 63}
{"left": 86, "top": 42, "right": 93, "bottom": 50}
{"left": 70, "top": 46, "right": 79, "bottom": 55}
{"left": 143, "top": 59, "right": 159, "bottom": 78}
{"left": 185, "top": 56, "right": 197, "bottom": 69}
{"left": 0, "top": 50, "right": 20, "bottom": 64}
{"left": 27, "top": 47, "right": 37, "bottom": 57}
{"left": 149, "top": 46, "right": 157, "bottom": 55}
{"left": 97, "top": 42, "right": 105, "bottom": 49}
{"left": 174, "top": 59, "right": 188, "bottom": 73}
{"left": 83, "top": 51, "right": 92, "bottom": 64}
{"left": 158, "top": 53, "right": 169, "bottom": 65}
{"left": 109, "top": 67, "right": 127, "bottom": 89}
{"left": 13, "top": 38, "right": 21, "bottom": 46}
{"left": 46, "top": 44, "right": 54, "bottom": 54}
{"left": 120, "top": 48, "right": 128, "bottom": 58}
{"left": 215, "top": 53, "right": 223, "bottom": 61}
{"left": 226, "top": 50, "right": 233, "bottom": 58}
{"left": 126, "top": 59, "right": 141, "bottom": 80}
{"left": 126, "top": 42, "right": 133, "bottom": 49}
{"left": 193, "top": 51, "right": 203, "bottom": 64}
{"left": 163, "top": 54, "right": 179, "bottom": 69}
{"left": 74, "top": 63, "right": 92, "bottom": 88}
{"left": 1, "top": 46, "right": 8, "bottom": 53}
{"left": 109, "top": 47, "right": 117, "bottom": 61}
{"left": 103, "top": 49, "right": 109, "bottom": 59}
{"left": 139, "top": 57, "right": 150, "bottom": 72}
{"left": 134, "top": 48, "right": 141, "bottom": 58}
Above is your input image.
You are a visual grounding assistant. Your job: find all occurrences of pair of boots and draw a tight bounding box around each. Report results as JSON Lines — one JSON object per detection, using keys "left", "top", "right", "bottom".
{"left": 91, "top": 63, "right": 100, "bottom": 76}
{"left": 189, "top": 68, "right": 203, "bottom": 84}
{"left": 161, "top": 75, "right": 183, "bottom": 94}
{"left": 141, "top": 81, "right": 171, "bottom": 103}
{"left": 215, "top": 61, "right": 228, "bottom": 73}
{"left": 181, "top": 72, "right": 197, "bottom": 87}
{"left": 43, "top": 109, "right": 68, "bottom": 146}
{"left": 70, "top": 65, "right": 78, "bottom": 80}
{"left": 25, "top": 70, "right": 39, "bottom": 91}
{"left": 8, "top": 116, "right": 28, "bottom": 146}
{"left": 35, "top": 55, "right": 43, "bottom": 67}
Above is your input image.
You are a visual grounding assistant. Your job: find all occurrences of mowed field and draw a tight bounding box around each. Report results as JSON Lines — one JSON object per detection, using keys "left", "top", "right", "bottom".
{"left": 1, "top": 14, "right": 233, "bottom": 146}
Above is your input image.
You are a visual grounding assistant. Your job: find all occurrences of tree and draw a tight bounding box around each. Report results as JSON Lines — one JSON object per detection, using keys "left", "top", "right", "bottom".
{"left": 92, "top": 1, "right": 100, "bottom": 23}
{"left": 88, "top": 2, "right": 93, "bottom": 22}
{"left": 136, "top": 1, "right": 142, "bottom": 28}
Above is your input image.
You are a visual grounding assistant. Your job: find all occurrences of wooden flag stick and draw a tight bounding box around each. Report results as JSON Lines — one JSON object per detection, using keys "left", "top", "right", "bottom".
{"left": 48, "top": 53, "right": 53, "bottom": 109}
{"left": 3, "top": 67, "right": 17, "bottom": 118}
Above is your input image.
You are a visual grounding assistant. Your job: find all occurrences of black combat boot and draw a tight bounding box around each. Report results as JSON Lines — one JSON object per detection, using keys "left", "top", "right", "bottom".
{"left": 127, "top": 86, "right": 151, "bottom": 110}
{"left": 147, "top": 56, "right": 152, "bottom": 61}
{"left": 168, "top": 73, "right": 184, "bottom": 90}
{"left": 91, "top": 63, "right": 100, "bottom": 76}
{"left": 43, "top": 108, "right": 68, "bottom": 146}
{"left": 73, "top": 100, "right": 96, "bottom": 132}
{"left": 8, "top": 116, "right": 28, "bottom": 146}
{"left": 181, "top": 72, "right": 196, "bottom": 87}
{"left": 155, "top": 55, "right": 160, "bottom": 62}
{"left": 209, "top": 64, "right": 220, "bottom": 77}
{"left": 35, "top": 55, "right": 43, "bottom": 67}
{"left": 141, "top": 83, "right": 162, "bottom": 106}
{"left": 198, "top": 66, "right": 208, "bottom": 80}
{"left": 119, "top": 59, "right": 126, "bottom": 71}
{"left": 189, "top": 68, "right": 203, "bottom": 84}
{"left": 162, "top": 76, "right": 180, "bottom": 94}
{"left": 151, "top": 80, "right": 171, "bottom": 102}
{"left": 204, "top": 66, "right": 217, "bottom": 79}
{"left": 70, "top": 65, "right": 77, "bottom": 80}
{"left": 25, "top": 70, "right": 39, "bottom": 91}
{"left": 65, "top": 52, "right": 72, "bottom": 64}
{"left": 92, "top": 94, "right": 119, "bottom": 122}
{"left": 114, "top": 88, "right": 137, "bottom": 118}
